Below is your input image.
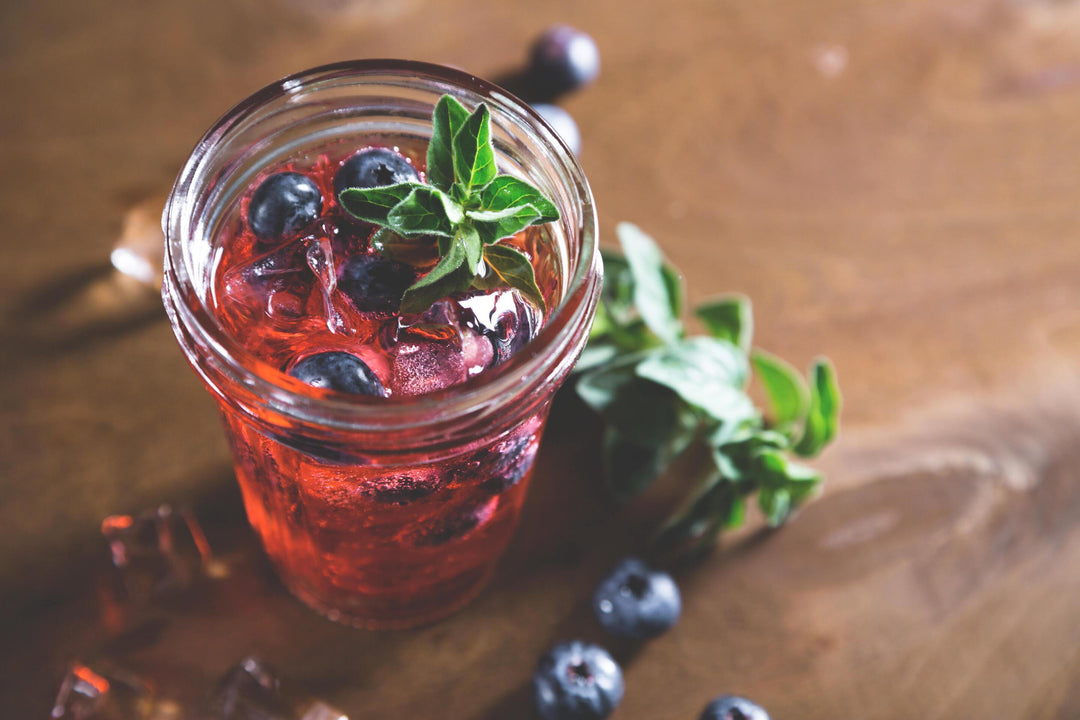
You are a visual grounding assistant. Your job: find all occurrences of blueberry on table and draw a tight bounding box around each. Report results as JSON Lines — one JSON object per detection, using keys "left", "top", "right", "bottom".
{"left": 288, "top": 351, "right": 385, "bottom": 397}
{"left": 592, "top": 557, "right": 681, "bottom": 639}
{"left": 248, "top": 172, "right": 323, "bottom": 241}
{"left": 699, "top": 696, "right": 771, "bottom": 720}
{"left": 528, "top": 25, "right": 601, "bottom": 98}
{"left": 338, "top": 253, "right": 418, "bottom": 314}
{"left": 333, "top": 147, "right": 420, "bottom": 197}
{"left": 533, "top": 641, "right": 624, "bottom": 720}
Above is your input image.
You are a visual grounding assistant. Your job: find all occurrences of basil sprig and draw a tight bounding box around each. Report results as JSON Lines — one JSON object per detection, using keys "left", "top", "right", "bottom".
{"left": 339, "top": 95, "right": 557, "bottom": 314}
{"left": 577, "top": 223, "right": 842, "bottom": 557}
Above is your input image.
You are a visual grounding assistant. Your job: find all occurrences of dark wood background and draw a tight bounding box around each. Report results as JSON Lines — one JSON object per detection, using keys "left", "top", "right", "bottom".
{"left": 3, "top": 0, "right": 1080, "bottom": 717}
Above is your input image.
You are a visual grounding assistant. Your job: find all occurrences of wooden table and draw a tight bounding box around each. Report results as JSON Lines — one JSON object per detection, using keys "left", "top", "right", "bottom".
{"left": 4, "top": 0, "right": 1080, "bottom": 716}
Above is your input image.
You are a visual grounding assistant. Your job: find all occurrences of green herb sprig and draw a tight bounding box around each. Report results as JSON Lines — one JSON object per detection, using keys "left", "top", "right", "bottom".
{"left": 338, "top": 95, "right": 558, "bottom": 314}
{"left": 576, "top": 223, "right": 842, "bottom": 557}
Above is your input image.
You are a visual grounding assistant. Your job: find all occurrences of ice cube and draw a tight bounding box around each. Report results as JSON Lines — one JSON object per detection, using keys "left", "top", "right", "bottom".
{"left": 457, "top": 289, "right": 538, "bottom": 365}
{"left": 205, "top": 657, "right": 347, "bottom": 720}
{"left": 100, "top": 505, "right": 224, "bottom": 604}
{"left": 220, "top": 245, "right": 307, "bottom": 322}
{"left": 390, "top": 336, "right": 467, "bottom": 397}
{"left": 303, "top": 236, "right": 345, "bottom": 334}
{"left": 50, "top": 662, "right": 167, "bottom": 720}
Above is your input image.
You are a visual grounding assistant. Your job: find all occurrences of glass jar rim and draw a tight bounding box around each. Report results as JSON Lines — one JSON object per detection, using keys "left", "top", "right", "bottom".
{"left": 162, "top": 59, "right": 601, "bottom": 436}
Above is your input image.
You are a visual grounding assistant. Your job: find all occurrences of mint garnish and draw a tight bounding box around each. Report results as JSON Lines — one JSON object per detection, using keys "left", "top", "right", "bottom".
{"left": 339, "top": 94, "right": 557, "bottom": 314}
{"left": 576, "top": 222, "right": 842, "bottom": 557}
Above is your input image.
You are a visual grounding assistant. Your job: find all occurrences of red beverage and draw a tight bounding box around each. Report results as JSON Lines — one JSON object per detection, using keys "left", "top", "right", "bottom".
{"left": 163, "top": 62, "right": 600, "bottom": 628}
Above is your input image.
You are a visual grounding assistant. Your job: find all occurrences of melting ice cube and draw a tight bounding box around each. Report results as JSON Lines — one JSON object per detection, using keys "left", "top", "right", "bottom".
{"left": 205, "top": 657, "right": 347, "bottom": 720}
{"left": 390, "top": 335, "right": 467, "bottom": 397}
{"left": 100, "top": 505, "right": 223, "bottom": 604}
{"left": 50, "top": 662, "right": 171, "bottom": 720}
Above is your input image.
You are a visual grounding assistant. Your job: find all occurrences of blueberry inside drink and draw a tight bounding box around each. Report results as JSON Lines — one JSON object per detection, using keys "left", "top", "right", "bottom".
{"left": 164, "top": 64, "right": 600, "bottom": 629}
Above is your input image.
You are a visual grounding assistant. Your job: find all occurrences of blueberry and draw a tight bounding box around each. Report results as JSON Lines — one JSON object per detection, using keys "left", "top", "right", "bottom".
{"left": 288, "top": 351, "right": 385, "bottom": 397}
{"left": 528, "top": 26, "right": 601, "bottom": 99}
{"left": 338, "top": 254, "right": 418, "bottom": 313}
{"left": 533, "top": 641, "right": 624, "bottom": 720}
{"left": 592, "top": 557, "right": 681, "bottom": 640}
{"left": 533, "top": 104, "right": 581, "bottom": 155}
{"left": 699, "top": 696, "right": 771, "bottom": 720}
{"left": 248, "top": 172, "right": 323, "bottom": 241}
{"left": 333, "top": 147, "right": 420, "bottom": 198}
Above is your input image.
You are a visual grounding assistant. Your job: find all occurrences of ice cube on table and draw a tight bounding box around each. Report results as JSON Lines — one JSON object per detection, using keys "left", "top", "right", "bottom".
{"left": 205, "top": 657, "right": 347, "bottom": 720}
{"left": 100, "top": 505, "right": 223, "bottom": 604}
{"left": 51, "top": 661, "right": 170, "bottom": 720}
{"left": 390, "top": 335, "right": 467, "bottom": 397}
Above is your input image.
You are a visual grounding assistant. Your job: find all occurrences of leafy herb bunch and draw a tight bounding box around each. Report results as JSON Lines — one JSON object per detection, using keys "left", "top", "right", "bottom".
{"left": 576, "top": 223, "right": 841, "bottom": 556}
{"left": 338, "top": 94, "right": 558, "bottom": 313}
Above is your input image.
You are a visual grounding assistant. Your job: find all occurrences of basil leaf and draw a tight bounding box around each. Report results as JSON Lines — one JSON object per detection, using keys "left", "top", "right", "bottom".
{"left": 616, "top": 222, "right": 682, "bottom": 344}
{"left": 635, "top": 336, "right": 751, "bottom": 412}
{"left": 399, "top": 238, "right": 471, "bottom": 313}
{"left": 452, "top": 103, "right": 498, "bottom": 195}
{"left": 751, "top": 349, "right": 810, "bottom": 428}
{"left": 386, "top": 186, "right": 460, "bottom": 237}
{"left": 793, "top": 358, "right": 841, "bottom": 457}
{"left": 478, "top": 176, "right": 559, "bottom": 222}
{"left": 696, "top": 295, "right": 753, "bottom": 352}
{"left": 576, "top": 355, "right": 640, "bottom": 414}
{"left": 370, "top": 227, "right": 439, "bottom": 266}
{"left": 481, "top": 243, "right": 546, "bottom": 311}
{"left": 468, "top": 204, "right": 541, "bottom": 244}
{"left": 758, "top": 487, "right": 791, "bottom": 527}
{"left": 661, "top": 262, "right": 685, "bottom": 321}
{"left": 573, "top": 343, "right": 620, "bottom": 375}
{"left": 458, "top": 224, "right": 483, "bottom": 273}
{"left": 338, "top": 183, "right": 418, "bottom": 224}
{"left": 598, "top": 250, "right": 636, "bottom": 326}
{"left": 427, "top": 94, "right": 469, "bottom": 192}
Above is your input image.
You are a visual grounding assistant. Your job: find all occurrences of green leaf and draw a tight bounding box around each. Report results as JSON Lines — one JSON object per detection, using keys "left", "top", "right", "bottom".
{"left": 399, "top": 237, "right": 471, "bottom": 313}
{"left": 604, "top": 379, "right": 699, "bottom": 448}
{"left": 598, "top": 250, "right": 636, "bottom": 326}
{"left": 793, "top": 358, "right": 841, "bottom": 457}
{"left": 758, "top": 487, "right": 792, "bottom": 527}
{"left": 386, "top": 186, "right": 460, "bottom": 237}
{"left": 661, "top": 262, "right": 685, "bottom": 321}
{"left": 338, "top": 183, "right": 417, "bottom": 224}
{"left": 452, "top": 103, "right": 498, "bottom": 195}
{"left": 468, "top": 204, "right": 542, "bottom": 244}
{"left": 635, "top": 336, "right": 753, "bottom": 424}
{"left": 573, "top": 343, "right": 620, "bottom": 375}
{"left": 616, "top": 223, "right": 683, "bottom": 344}
{"left": 752, "top": 349, "right": 810, "bottom": 428}
{"left": 458, "top": 224, "right": 483, "bottom": 273}
{"left": 576, "top": 355, "right": 640, "bottom": 414}
{"left": 696, "top": 295, "right": 752, "bottom": 352}
{"left": 427, "top": 94, "right": 469, "bottom": 192}
{"left": 481, "top": 243, "right": 546, "bottom": 312}
{"left": 723, "top": 494, "right": 746, "bottom": 529}
{"left": 477, "top": 176, "right": 559, "bottom": 222}
{"left": 370, "top": 228, "right": 439, "bottom": 266}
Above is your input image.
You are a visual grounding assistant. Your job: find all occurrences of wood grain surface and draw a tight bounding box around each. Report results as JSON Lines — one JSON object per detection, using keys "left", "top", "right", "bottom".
{"left": 3, "top": 0, "right": 1080, "bottom": 717}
